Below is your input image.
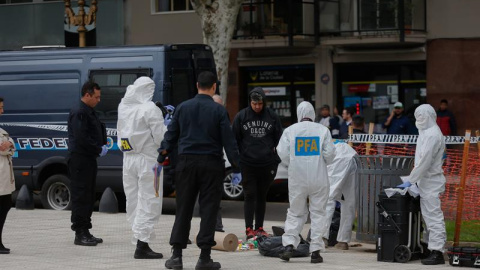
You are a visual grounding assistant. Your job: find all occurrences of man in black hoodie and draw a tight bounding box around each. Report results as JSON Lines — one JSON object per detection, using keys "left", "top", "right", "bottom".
{"left": 232, "top": 87, "right": 283, "bottom": 239}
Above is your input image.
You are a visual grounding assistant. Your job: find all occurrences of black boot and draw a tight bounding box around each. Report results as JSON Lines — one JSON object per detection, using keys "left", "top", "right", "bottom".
{"left": 279, "top": 245, "right": 294, "bottom": 261}
{"left": 195, "top": 258, "right": 221, "bottom": 270}
{"left": 86, "top": 230, "right": 103, "bottom": 244}
{"left": 311, "top": 250, "right": 323, "bottom": 264}
{"left": 134, "top": 240, "right": 163, "bottom": 259}
{"left": 165, "top": 255, "right": 183, "bottom": 269}
{"left": 74, "top": 229, "right": 97, "bottom": 246}
{"left": 0, "top": 243, "right": 9, "bottom": 254}
{"left": 421, "top": 250, "right": 445, "bottom": 265}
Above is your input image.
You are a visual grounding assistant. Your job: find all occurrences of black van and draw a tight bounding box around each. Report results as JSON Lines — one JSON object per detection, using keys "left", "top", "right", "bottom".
{"left": 0, "top": 44, "right": 217, "bottom": 210}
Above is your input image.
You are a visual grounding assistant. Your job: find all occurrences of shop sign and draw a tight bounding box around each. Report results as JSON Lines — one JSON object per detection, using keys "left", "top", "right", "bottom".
{"left": 263, "top": 87, "right": 286, "bottom": 96}
{"left": 348, "top": 84, "right": 369, "bottom": 92}
{"left": 373, "top": 96, "right": 390, "bottom": 109}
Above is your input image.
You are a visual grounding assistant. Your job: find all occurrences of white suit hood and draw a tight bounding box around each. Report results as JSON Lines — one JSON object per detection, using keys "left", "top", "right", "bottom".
{"left": 117, "top": 77, "right": 166, "bottom": 157}
{"left": 415, "top": 104, "right": 436, "bottom": 131}
{"left": 296, "top": 101, "right": 315, "bottom": 122}
{"left": 122, "top": 77, "right": 155, "bottom": 105}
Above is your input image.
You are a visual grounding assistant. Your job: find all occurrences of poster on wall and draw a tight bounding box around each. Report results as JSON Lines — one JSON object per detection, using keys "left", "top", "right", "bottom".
{"left": 263, "top": 87, "right": 286, "bottom": 96}
{"left": 373, "top": 96, "right": 390, "bottom": 109}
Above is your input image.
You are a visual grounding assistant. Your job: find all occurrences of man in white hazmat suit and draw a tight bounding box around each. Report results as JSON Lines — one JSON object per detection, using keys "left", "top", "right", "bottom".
{"left": 117, "top": 77, "right": 170, "bottom": 259}
{"left": 398, "top": 104, "right": 446, "bottom": 265}
{"left": 277, "top": 101, "right": 336, "bottom": 264}
{"left": 322, "top": 141, "right": 357, "bottom": 250}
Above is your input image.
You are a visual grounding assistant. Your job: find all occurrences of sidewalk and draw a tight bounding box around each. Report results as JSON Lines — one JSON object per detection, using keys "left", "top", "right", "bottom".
{"left": 1, "top": 209, "right": 451, "bottom": 269}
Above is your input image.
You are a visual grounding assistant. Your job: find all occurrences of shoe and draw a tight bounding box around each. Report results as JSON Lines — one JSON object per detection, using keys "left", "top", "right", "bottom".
{"left": 334, "top": 242, "right": 349, "bottom": 250}
{"left": 0, "top": 246, "right": 10, "bottom": 254}
{"left": 74, "top": 230, "right": 98, "bottom": 246}
{"left": 165, "top": 255, "right": 183, "bottom": 269}
{"left": 134, "top": 240, "right": 163, "bottom": 259}
{"left": 195, "top": 258, "right": 221, "bottom": 270}
{"left": 246, "top": 227, "right": 255, "bottom": 239}
{"left": 421, "top": 250, "right": 445, "bottom": 265}
{"left": 255, "top": 227, "right": 269, "bottom": 237}
{"left": 279, "top": 245, "right": 294, "bottom": 261}
{"left": 311, "top": 250, "right": 323, "bottom": 263}
{"left": 86, "top": 230, "right": 103, "bottom": 244}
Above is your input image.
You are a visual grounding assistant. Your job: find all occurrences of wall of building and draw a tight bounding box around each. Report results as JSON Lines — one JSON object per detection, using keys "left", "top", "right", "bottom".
{"left": 0, "top": 0, "right": 123, "bottom": 50}
{"left": 427, "top": 0, "right": 480, "bottom": 39}
{"left": 124, "top": 0, "right": 203, "bottom": 45}
{"left": 427, "top": 39, "right": 480, "bottom": 134}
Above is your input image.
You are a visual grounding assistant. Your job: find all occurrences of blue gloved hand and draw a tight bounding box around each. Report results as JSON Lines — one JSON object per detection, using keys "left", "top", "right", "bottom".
{"left": 397, "top": 181, "right": 412, "bottom": 188}
{"left": 164, "top": 105, "right": 175, "bottom": 113}
{"left": 231, "top": 173, "right": 242, "bottom": 186}
{"left": 100, "top": 145, "right": 108, "bottom": 157}
{"left": 152, "top": 163, "right": 162, "bottom": 178}
{"left": 164, "top": 114, "right": 172, "bottom": 126}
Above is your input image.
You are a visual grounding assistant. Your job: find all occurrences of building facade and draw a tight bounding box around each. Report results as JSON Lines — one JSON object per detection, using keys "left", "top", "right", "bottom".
{"left": 0, "top": 0, "right": 479, "bottom": 132}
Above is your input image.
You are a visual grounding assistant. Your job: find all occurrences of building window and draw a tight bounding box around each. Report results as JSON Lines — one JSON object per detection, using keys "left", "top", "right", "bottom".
{"left": 0, "top": 0, "right": 62, "bottom": 4}
{"left": 154, "top": 0, "right": 193, "bottom": 12}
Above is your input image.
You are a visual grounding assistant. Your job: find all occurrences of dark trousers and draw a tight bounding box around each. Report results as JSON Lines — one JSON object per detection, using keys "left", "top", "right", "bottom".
{"left": 68, "top": 153, "right": 97, "bottom": 232}
{"left": 242, "top": 163, "right": 277, "bottom": 229}
{"left": 0, "top": 194, "right": 12, "bottom": 246}
{"left": 170, "top": 155, "right": 224, "bottom": 250}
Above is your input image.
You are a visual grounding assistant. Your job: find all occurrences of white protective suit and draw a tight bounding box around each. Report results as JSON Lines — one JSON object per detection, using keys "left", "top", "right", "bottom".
{"left": 117, "top": 77, "right": 167, "bottom": 244}
{"left": 322, "top": 142, "right": 357, "bottom": 243}
{"left": 408, "top": 104, "right": 446, "bottom": 252}
{"left": 277, "top": 101, "right": 336, "bottom": 252}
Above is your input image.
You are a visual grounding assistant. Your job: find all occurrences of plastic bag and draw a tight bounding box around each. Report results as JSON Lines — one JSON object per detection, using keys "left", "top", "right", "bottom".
{"left": 257, "top": 236, "right": 310, "bottom": 258}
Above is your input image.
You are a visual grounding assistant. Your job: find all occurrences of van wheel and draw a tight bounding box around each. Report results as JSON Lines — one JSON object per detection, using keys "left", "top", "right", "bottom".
{"left": 41, "top": 175, "right": 72, "bottom": 210}
{"left": 222, "top": 169, "right": 244, "bottom": 200}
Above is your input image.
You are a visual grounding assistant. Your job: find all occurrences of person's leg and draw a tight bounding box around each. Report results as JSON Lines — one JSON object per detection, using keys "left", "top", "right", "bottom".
{"left": 308, "top": 186, "right": 329, "bottom": 254}
{"left": 254, "top": 163, "right": 277, "bottom": 230}
{"left": 196, "top": 157, "right": 224, "bottom": 257}
{"left": 169, "top": 156, "right": 199, "bottom": 250}
{"left": 69, "top": 154, "right": 96, "bottom": 232}
{"left": 322, "top": 199, "right": 336, "bottom": 240}
{"left": 133, "top": 155, "right": 162, "bottom": 243}
{"left": 0, "top": 194, "right": 12, "bottom": 251}
{"left": 281, "top": 183, "right": 308, "bottom": 261}
{"left": 420, "top": 196, "right": 446, "bottom": 265}
{"left": 336, "top": 172, "right": 357, "bottom": 244}
{"left": 241, "top": 165, "right": 257, "bottom": 230}
{"left": 122, "top": 155, "right": 139, "bottom": 243}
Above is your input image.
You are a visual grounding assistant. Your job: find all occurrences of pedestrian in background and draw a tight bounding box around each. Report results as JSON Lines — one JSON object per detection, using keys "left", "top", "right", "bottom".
{"left": 277, "top": 101, "right": 336, "bottom": 264}
{"left": 117, "top": 77, "right": 172, "bottom": 259}
{"left": 317, "top": 104, "right": 340, "bottom": 139}
{"left": 436, "top": 99, "right": 456, "bottom": 136}
{"left": 339, "top": 107, "right": 355, "bottom": 139}
{"left": 158, "top": 71, "right": 241, "bottom": 270}
{"left": 383, "top": 102, "right": 415, "bottom": 135}
{"left": 232, "top": 87, "right": 283, "bottom": 239}
{"left": 0, "top": 97, "right": 15, "bottom": 254}
{"left": 67, "top": 81, "right": 108, "bottom": 246}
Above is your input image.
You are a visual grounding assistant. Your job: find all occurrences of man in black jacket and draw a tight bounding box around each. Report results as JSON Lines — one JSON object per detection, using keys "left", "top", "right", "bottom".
{"left": 67, "top": 81, "right": 108, "bottom": 246}
{"left": 232, "top": 87, "right": 283, "bottom": 239}
{"left": 158, "top": 71, "right": 241, "bottom": 270}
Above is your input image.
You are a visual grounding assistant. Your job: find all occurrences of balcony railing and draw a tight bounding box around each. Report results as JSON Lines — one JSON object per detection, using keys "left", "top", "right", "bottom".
{"left": 233, "top": 0, "right": 427, "bottom": 46}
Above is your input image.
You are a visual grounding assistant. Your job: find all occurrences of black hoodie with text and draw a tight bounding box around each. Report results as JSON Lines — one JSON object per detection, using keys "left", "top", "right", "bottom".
{"left": 232, "top": 88, "right": 283, "bottom": 167}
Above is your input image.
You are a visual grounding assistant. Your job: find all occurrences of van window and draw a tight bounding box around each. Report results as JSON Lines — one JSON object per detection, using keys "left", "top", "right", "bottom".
{"left": 90, "top": 69, "right": 150, "bottom": 121}
{"left": 0, "top": 73, "right": 79, "bottom": 115}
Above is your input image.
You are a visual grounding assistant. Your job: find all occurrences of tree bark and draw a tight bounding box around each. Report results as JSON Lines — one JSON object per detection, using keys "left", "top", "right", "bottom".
{"left": 191, "top": 0, "right": 243, "bottom": 106}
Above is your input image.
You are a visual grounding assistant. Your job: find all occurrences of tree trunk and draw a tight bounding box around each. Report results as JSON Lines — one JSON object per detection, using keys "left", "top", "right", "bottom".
{"left": 191, "top": 0, "right": 243, "bottom": 106}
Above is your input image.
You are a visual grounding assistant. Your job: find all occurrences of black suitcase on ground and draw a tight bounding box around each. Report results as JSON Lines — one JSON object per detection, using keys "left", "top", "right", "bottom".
{"left": 448, "top": 247, "right": 480, "bottom": 268}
